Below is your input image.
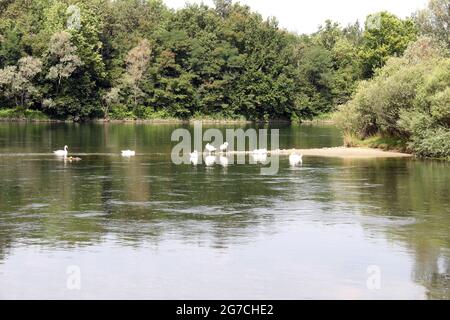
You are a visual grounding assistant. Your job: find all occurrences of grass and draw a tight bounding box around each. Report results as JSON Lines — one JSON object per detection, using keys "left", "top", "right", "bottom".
{"left": 0, "top": 108, "right": 50, "bottom": 121}
{"left": 343, "top": 133, "right": 409, "bottom": 152}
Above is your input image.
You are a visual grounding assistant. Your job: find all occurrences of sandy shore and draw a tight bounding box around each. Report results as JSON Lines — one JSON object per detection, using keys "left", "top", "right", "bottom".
{"left": 286, "top": 147, "right": 412, "bottom": 158}
{"left": 229, "top": 147, "right": 412, "bottom": 159}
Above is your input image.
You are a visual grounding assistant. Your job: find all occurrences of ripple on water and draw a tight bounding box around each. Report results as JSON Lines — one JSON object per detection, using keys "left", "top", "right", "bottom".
{"left": 83, "top": 175, "right": 113, "bottom": 181}
{"left": 163, "top": 205, "right": 244, "bottom": 216}
{"left": 19, "top": 203, "right": 50, "bottom": 211}
{"left": 106, "top": 199, "right": 183, "bottom": 208}
{"left": 70, "top": 211, "right": 111, "bottom": 218}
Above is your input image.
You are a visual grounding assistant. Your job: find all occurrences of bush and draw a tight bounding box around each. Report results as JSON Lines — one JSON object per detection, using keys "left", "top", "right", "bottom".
{"left": 336, "top": 37, "right": 450, "bottom": 158}
{"left": 109, "top": 105, "right": 136, "bottom": 120}
{"left": 142, "top": 108, "right": 174, "bottom": 120}
{"left": 334, "top": 80, "right": 378, "bottom": 138}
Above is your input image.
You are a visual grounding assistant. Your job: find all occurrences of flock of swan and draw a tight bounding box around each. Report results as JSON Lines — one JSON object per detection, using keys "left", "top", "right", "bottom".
{"left": 190, "top": 142, "right": 303, "bottom": 167}
{"left": 53, "top": 142, "right": 303, "bottom": 167}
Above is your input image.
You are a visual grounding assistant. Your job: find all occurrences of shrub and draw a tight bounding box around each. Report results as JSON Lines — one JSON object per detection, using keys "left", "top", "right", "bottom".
{"left": 0, "top": 108, "right": 49, "bottom": 120}
{"left": 336, "top": 37, "right": 450, "bottom": 158}
{"left": 109, "top": 105, "right": 136, "bottom": 120}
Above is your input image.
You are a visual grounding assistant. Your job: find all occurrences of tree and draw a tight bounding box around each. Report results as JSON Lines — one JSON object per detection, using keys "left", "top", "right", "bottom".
{"left": 0, "top": 56, "right": 43, "bottom": 108}
{"left": 0, "top": 21, "right": 23, "bottom": 68}
{"left": 331, "top": 37, "right": 362, "bottom": 105}
{"left": 296, "top": 44, "right": 334, "bottom": 114}
{"left": 37, "top": 1, "right": 107, "bottom": 120}
{"left": 214, "top": 0, "right": 232, "bottom": 18}
{"left": 0, "top": 0, "right": 429, "bottom": 121}
{"left": 415, "top": 0, "right": 450, "bottom": 49}
{"left": 292, "top": 20, "right": 364, "bottom": 116}
{"left": 336, "top": 37, "right": 450, "bottom": 158}
{"left": 315, "top": 20, "right": 343, "bottom": 50}
{"left": 360, "top": 12, "right": 418, "bottom": 78}
{"left": 45, "top": 31, "right": 82, "bottom": 93}
{"left": 102, "top": 87, "right": 121, "bottom": 120}
{"left": 123, "top": 39, "right": 152, "bottom": 109}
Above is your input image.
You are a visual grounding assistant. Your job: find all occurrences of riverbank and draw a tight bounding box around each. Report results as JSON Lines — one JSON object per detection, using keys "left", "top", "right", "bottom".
{"left": 0, "top": 117, "right": 254, "bottom": 124}
{"left": 229, "top": 147, "right": 413, "bottom": 159}
{"left": 343, "top": 133, "right": 409, "bottom": 153}
{"left": 1, "top": 108, "right": 337, "bottom": 125}
{"left": 0, "top": 112, "right": 294, "bottom": 125}
{"left": 0, "top": 147, "right": 413, "bottom": 159}
{"left": 0, "top": 108, "right": 254, "bottom": 123}
{"left": 0, "top": 116, "right": 331, "bottom": 125}
{"left": 342, "top": 134, "right": 448, "bottom": 160}
{"left": 0, "top": 109, "right": 51, "bottom": 121}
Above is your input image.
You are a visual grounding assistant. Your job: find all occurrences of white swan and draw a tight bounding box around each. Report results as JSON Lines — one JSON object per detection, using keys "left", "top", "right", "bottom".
{"left": 190, "top": 150, "right": 199, "bottom": 158}
{"left": 121, "top": 150, "right": 136, "bottom": 157}
{"left": 289, "top": 153, "right": 303, "bottom": 166}
{"left": 219, "top": 156, "right": 229, "bottom": 167}
{"left": 190, "top": 150, "right": 199, "bottom": 165}
{"left": 54, "top": 145, "right": 68, "bottom": 157}
{"left": 205, "top": 155, "right": 216, "bottom": 167}
{"left": 252, "top": 148, "right": 268, "bottom": 155}
{"left": 205, "top": 143, "right": 216, "bottom": 153}
{"left": 252, "top": 153, "right": 267, "bottom": 164}
{"left": 219, "top": 142, "right": 229, "bottom": 153}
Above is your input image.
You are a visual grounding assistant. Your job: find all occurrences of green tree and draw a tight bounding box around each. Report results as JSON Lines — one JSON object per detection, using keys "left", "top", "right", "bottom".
{"left": 0, "top": 21, "right": 23, "bottom": 68}
{"left": 360, "top": 12, "right": 418, "bottom": 77}
{"left": 0, "top": 0, "right": 432, "bottom": 122}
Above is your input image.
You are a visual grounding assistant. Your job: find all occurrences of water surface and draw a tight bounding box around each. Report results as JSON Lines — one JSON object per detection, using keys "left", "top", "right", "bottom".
{"left": 0, "top": 123, "right": 448, "bottom": 299}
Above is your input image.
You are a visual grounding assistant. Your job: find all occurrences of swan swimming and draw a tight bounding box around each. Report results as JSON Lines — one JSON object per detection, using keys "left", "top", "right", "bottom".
{"left": 219, "top": 142, "right": 229, "bottom": 153}
{"left": 252, "top": 148, "right": 268, "bottom": 155}
{"left": 121, "top": 150, "right": 136, "bottom": 157}
{"left": 219, "top": 156, "right": 229, "bottom": 167}
{"left": 190, "top": 150, "right": 199, "bottom": 158}
{"left": 190, "top": 150, "right": 199, "bottom": 165}
{"left": 65, "top": 156, "right": 82, "bottom": 162}
{"left": 252, "top": 153, "right": 267, "bottom": 164}
{"left": 289, "top": 153, "right": 303, "bottom": 166}
{"left": 205, "top": 155, "right": 216, "bottom": 166}
{"left": 54, "top": 145, "right": 68, "bottom": 157}
{"left": 205, "top": 143, "right": 217, "bottom": 153}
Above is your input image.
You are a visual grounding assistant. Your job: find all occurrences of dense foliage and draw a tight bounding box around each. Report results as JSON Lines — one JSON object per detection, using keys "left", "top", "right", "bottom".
{"left": 0, "top": 0, "right": 421, "bottom": 121}
{"left": 335, "top": 37, "right": 450, "bottom": 158}
{"left": 336, "top": 0, "right": 450, "bottom": 158}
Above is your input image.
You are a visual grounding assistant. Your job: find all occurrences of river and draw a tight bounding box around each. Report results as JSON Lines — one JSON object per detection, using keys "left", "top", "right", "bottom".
{"left": 0, "top": 123, "right": 448, "bottom": 299}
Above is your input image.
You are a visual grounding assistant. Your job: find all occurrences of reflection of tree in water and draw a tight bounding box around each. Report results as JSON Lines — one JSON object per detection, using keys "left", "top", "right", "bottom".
{"left": 0, "top": 227, "right": 14, "bottom": 262}
{"left": 1, "top": 124, "right": 448, "bottom": 298}
{"left": 0, "top": 152, "right": 284, "bottom": 259}
{"left": 328, "top": 158, "right": 450, "bottom": 299}
{"left": 411, "top": 242, "right": 449, "bottom": 299}
{"left": 0, "top": 122, "right": 338, "bottom": 259}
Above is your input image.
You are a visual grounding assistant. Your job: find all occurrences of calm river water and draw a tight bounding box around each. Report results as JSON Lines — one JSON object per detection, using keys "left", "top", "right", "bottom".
{"left": 0, "top": 123, "right": 448, "bottom": 299}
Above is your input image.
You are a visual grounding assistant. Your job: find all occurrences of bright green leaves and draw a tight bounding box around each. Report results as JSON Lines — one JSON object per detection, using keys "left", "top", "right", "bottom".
{"left": 360, "top": 12, "right": 418, "bottom": 78}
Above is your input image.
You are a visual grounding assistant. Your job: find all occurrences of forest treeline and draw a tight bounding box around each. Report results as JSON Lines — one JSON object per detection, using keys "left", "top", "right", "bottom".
{"left": 0, "top": 0, "right": 433, "bottom": 121}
